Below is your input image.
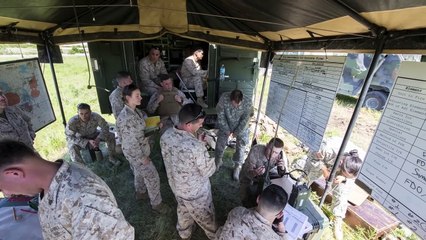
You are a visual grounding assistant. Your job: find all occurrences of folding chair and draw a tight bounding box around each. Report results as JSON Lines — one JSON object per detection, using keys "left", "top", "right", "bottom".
{"left": 175, "top": 71, "right": 197, "bottom": 103}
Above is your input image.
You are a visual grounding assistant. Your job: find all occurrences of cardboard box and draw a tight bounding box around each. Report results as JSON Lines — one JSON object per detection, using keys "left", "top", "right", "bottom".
{"left": 345, "top": 199, "right": 399, "bottom": 239}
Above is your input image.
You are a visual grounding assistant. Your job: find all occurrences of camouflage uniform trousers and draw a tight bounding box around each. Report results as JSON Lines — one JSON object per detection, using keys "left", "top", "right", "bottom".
{"left": 68, "top": 131, "right": 116, "bottom": 164}
{"left": 214, "top": 129, "right": 250, "bottom": 167}
{"left": 183, "top": 76, "right": 205, "bottom": 97}
{"left": 176, "top": 191, "right": 217, "bottom": 239}
{"left": 128, "top": 159, "right": 162, "bottom": 206}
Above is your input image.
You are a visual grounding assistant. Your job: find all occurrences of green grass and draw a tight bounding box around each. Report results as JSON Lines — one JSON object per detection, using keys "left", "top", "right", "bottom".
{"left": 335, "top": 93, "right": 358, "bottom": 107}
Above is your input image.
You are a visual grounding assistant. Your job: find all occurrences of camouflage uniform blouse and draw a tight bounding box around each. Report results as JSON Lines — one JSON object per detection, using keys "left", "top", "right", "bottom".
{"left": 180, "top": 55, "right": 207, "bottom": 83}
{"left": 216, "top": 207, "right": 287, "bottom": 240}
{"left": 109, "top": 86, "right": 124, "bottom": 119}
{"left": 65, "top": 112, "right": 110, "bottom": 148}
{"left": 138, "top": 56, "right": 167, "bottom": 91}
{"left": 240, "top": 144, "right": 288, "bottom": 185}
{"left": 116, "top": 105, "right": 150, "bottom": 159}
{"left": 146, "top": 87, "right": 191, "bottom": 115}
{"left": 216, "top": 92, "right": 252, "bottom": 134}
{"left": 0, "top": 106, "right": 35, "bottom": 148}
{"left": 38, "top": 161, "right": 134, "bottom": 239}
{"left": 160, "top": 127, "right": 216, "bottom": 198}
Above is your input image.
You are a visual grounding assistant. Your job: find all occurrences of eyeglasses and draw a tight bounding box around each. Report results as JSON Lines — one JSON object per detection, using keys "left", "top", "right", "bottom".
{"left": 186, "top": 109, "right": 206, "bottom": 124}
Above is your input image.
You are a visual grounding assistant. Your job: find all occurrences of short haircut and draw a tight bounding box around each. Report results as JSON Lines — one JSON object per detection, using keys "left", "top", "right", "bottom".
{"left": 341, "top": 150, "right": 363, "bottom": 176}
{"left": 0, "top": 140, "right": 38, "bottom": 169}
{"left": 149, "top": 46, "right": 161, "bottom": 52}
{"left": 77, "top": 103, "right": 91, "bottom": 111}
{"left": 116, "top": 71, "right": 131, "bottom": 82}
{"left": 122, "top": 84, "right": 139, "bottom": 102}
{"left": 178, "top": 103, "right": 204, "bottom": 124}
{"left": 259, "top": 184, "right": 288, "bottom": 213}
{"left": 158, "top": 73, "right": 172, "bottom": 82}
{"left": 192, "top": 47, "right": 203, "bottom": 53}
{"left": 267, "top": 138, "right": 284, "bottom": 149}
{"left": 230, "top": 89, "right": 243, "bottom": 103}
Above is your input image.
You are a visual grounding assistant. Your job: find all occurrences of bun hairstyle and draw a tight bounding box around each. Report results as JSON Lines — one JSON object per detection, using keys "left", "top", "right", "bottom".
{"left": 341, "top": 149, "right": 362, "bottom": 177}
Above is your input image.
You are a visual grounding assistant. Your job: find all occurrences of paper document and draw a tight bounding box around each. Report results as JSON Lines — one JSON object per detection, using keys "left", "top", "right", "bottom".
{"left": 145, "top": 116, "right": 161, "bottom": 128}
{"left": 283, "top": 204, "right": 312, "bottom": 240}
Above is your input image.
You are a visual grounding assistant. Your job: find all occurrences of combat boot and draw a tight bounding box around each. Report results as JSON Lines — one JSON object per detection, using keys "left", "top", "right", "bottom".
{"left": 233, "top": 165, "right": 242, "bottom": 181}
{"left": 333, "top": 217, "right": 343, "bottom": 240}
{"left": 197, "top": 97, "right": 208, "bottom": 108}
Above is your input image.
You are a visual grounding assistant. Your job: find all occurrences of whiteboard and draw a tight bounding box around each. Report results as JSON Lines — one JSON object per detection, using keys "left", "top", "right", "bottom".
{"left": 358, "top": 61, "right": 426, "bottom": 238}
{"left": 0, "top": 58, "right": 55, "bottom": 131}
{"left": 266, "top": 55, "right": 345, "bottom": 151}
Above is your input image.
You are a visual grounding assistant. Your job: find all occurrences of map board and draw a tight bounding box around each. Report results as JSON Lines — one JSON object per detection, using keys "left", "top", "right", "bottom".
{"left": 0, "top": 58, "right": 55, "bottom": 131}
{"left": 358, "top": 62, "right": 426, "bottom": 238}
{"left": 265, "top": 55, "right": 345, "bottom": 151}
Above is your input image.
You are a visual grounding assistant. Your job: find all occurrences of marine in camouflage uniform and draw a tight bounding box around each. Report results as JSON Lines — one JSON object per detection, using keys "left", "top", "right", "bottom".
{"left": 332, "top": 177, "right": 356, "bottom": 219}
{"left": 160, "top": 115, "right": 217, "bottom": 239}
{"left": 0, "top": 105, "right": 35, "bottom": 149}
{"left": 109, "top": 86, "right": 125, "bottom": 119}
{"left": 216, "top": 207, "right": 287, "bottom": 240}
{"left": 138, "top": 52, "right": 167, "bottom": 95}
{"left": 109, "top": 72, "right": 134, "bottom": 120}
{"left": 215, "top": 91, "right": 252, "bottom": 176}
{"left": 146, "top": 87, "right": 191, "bottom": 116}
{"left": 147, "top": 75, "right": 192, "bottom": 134}
{"left": 65, "top": 111, "right": 116, "bottom": 164}
{"left": 330, "top": 150, "right": 362, "bottom": 240}
{"left": 239, "top": 142, "right": 288, "bottom": 208}
{"left": 116, "top": 105, "right": 162, "bottom": 207}
{"left": 39, "top": 160, "right": 134, "bottom": 239}
{"left": 301, "top": 140, "right": 337, "bottom": 185}
{"left": 180, "top": 55, "right": 207, "bottom": 98}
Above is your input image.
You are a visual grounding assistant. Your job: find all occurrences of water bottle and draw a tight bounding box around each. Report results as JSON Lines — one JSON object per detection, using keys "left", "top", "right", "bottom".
{"left": 219, "top": 64, "right": 225, "bottom": 81}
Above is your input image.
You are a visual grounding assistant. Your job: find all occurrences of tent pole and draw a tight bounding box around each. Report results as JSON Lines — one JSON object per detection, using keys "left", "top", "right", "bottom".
{"left": 251, "top": 49, "right": 272, "bottom": 144}
{"left": 45, "top": 41, "right": 67, "bottom": 127}
{"left": 319, "top": 28, "right": 387, "bottom": 207}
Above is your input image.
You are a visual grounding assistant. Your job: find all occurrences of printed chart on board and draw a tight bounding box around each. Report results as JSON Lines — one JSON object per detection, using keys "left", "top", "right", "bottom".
{"left": 358, "top": 61, "right": 426, "bottom": 239}
{"left": 266, "top": 55, "right": 345, "bottom": 151}
{"left": 0, "top": 58, "right": 55, "bottom": 131}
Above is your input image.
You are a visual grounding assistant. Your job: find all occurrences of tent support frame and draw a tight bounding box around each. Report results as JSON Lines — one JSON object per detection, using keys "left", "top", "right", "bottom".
{"left": 43, "top": 33, "right": 67, "bottom": 127}
{"left": 329, "top": 0, "right": 380, "bottom": 36}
